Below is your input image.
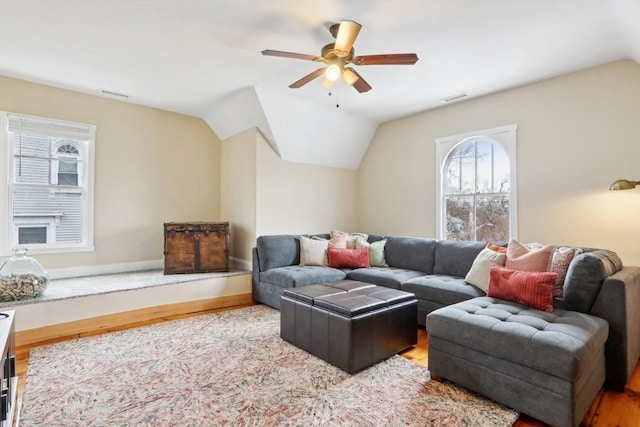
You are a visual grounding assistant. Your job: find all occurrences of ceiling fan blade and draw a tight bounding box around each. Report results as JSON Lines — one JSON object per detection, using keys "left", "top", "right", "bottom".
{"left": 261, "top": 49, "right": 320, "bottom": 61}
{"left": 289, "top": 68, "right": 326, "bottom": 88}
{"left": 350, "top": 69, "right": 372, "bottom": 93}
{"left": 353, "top": 53, "right": 419, "bottom": 66}
{"left": 334, "top": 20, "right": 362, "bottom": 56}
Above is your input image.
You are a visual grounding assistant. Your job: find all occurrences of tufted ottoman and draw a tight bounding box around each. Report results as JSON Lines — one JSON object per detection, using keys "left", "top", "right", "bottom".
{"left": 426, "top": 297, "right": 609, "bottom": 427}
{"left": 281, "top": 280, "right": 417, "bottom": 373}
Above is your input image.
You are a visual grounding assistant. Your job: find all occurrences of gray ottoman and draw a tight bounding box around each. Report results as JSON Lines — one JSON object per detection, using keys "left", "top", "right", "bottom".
{"left": 281, "top": 280, "right": 417, "bottom": 373}
{"left": 426, "top": 297, "right": 609, "bottom": 427}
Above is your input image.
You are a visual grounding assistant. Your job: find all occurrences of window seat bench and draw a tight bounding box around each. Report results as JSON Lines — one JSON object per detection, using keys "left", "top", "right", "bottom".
{"left": 0, "top": 269, "right": 252, "bottom": 346}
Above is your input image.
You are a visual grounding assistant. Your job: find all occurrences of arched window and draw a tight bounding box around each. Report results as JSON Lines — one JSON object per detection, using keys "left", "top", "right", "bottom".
{"left": 54, "top": 141, "right": 81, "bottom": 186}
{"left": 436, "top": 125, "right": 517, "bottom": 242}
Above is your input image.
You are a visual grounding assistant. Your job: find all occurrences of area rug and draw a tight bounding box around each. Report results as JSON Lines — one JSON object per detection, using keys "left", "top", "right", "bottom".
{"left": 20, "top": 305, "right": 519, "bottom": 426}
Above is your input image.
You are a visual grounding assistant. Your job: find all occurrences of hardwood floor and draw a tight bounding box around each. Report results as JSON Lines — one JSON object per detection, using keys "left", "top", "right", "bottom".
{"left": 14, "top": 306, "right": 640, "bottom": 426}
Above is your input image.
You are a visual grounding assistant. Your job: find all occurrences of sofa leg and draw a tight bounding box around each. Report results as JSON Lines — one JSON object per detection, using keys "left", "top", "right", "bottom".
{"left": 430, "top": 374, "right": 443, "bottom": 382}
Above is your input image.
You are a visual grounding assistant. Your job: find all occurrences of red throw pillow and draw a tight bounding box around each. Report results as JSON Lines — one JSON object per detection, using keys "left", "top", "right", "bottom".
{"left": 327, "top": 247, "right": 370, "bottom": 269}
{"left": 487, "top": 265, "right": 558, "bottom": 312}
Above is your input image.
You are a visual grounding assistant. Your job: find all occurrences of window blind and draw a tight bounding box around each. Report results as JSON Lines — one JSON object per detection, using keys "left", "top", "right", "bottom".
{"left": 7, "top": 113, "right": 93, "bottom": 140}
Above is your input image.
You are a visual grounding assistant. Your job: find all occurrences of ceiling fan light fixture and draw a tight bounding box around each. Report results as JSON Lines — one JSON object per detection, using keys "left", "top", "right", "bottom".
{"left": 322, "top": 77, "right": 335, "bottom": 89}
{"left": 325, "top": 64, "right": 341, "bottom": 81}
{"left": 342, "top": 68, "right": 359, "bottom": 86}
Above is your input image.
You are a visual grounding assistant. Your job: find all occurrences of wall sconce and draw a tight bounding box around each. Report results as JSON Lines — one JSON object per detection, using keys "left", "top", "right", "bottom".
{"left": 609, "top": 179, "right": 640, "bottom": 191}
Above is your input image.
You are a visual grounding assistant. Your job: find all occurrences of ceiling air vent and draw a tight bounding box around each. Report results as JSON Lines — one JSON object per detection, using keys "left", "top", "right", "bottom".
{"left": 101, "top": 90, "right": 129, "bottom": 99}
{"left": 441, "top": 92, "right": 467, "bottom": 103}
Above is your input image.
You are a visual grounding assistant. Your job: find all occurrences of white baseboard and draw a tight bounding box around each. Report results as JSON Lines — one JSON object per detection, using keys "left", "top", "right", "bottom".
{"left": 47, "top": 257, "right": 251, "bottom": 280}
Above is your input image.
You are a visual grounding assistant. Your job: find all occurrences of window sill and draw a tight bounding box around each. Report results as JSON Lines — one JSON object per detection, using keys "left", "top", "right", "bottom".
{"left": 1, "top": 245, "right": 95, "bottom": 257}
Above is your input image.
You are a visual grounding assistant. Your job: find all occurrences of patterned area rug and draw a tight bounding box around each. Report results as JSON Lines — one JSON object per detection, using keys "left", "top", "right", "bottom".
{"left": 20, "top": 305, "right": 519, "bottom": 426}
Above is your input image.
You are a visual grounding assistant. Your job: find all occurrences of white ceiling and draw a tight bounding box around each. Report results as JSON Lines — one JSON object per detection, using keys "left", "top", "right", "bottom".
{"left": 1, "top": 0, "right": 639, "bottom": 168}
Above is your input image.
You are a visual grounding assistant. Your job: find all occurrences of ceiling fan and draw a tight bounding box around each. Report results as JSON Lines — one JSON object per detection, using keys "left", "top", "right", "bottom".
{"left": 262, "top": 20, "right": 418, "bottom": 93}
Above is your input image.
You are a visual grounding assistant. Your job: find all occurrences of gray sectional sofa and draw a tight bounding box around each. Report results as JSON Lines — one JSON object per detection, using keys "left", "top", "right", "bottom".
{"left": 253, "top": 234, "right": 487, "bottom": 323}
{"left": 252, "top": 233, "right": 640, "bottom": 421}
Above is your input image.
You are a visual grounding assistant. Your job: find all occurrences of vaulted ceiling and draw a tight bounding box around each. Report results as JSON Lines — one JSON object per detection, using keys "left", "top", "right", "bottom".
{"left": 1, "top": 1, "right": 639, "bottom": 169}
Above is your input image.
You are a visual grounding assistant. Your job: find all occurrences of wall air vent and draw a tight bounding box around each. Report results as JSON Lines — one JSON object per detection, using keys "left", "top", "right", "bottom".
{"left": 441, "top": 93, "right": 468, "bottom": 103}
{"left": 101, "top": 90, "right": 129, "bottom": 99}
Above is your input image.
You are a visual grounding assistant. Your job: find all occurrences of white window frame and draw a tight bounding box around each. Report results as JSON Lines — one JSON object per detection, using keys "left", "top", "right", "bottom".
{"left": 0, "top": 112, "right": 96, "bottom": 255}
{"left": 14, "top": 217, "right": 56, "bottom": 245}
{"left": 435, "top": 124, "right": 518, "bottom": 241}
{"left": 51, "top": 140, "right": 82, "bottom": 187}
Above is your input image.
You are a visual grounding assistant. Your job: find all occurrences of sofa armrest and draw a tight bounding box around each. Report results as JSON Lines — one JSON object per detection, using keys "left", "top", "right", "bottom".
{"left": 590, "top": 266, "right": 640, "bottom": 390}
{"left": 252, "top": 247, "right": 261, "bottom": 302}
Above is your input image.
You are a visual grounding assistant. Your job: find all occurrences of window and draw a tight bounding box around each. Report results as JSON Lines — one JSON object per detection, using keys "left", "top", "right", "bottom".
{"left": 54, "top": 143, "right": 80, "bottom": 186}
{"left": 1, "top": 112, "right": 96, "bottom": 254}
{"left": 435, "top": 125, "right": 517, "bottom": 242}
{"left": 19, "top": 227, "right": 47, "bottom": 244}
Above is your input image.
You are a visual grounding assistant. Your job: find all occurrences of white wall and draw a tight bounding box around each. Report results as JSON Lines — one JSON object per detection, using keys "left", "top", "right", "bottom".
{"left": 0, "top": 77, "right": 222, "bottom": 270}
{"left": 358, "top": 60, "right": 640, "bottom": 265}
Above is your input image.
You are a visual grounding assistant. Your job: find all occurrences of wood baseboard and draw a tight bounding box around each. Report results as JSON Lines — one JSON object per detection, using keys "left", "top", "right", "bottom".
{"left": 15, "top": 293, "right": 254, "bottom": 348}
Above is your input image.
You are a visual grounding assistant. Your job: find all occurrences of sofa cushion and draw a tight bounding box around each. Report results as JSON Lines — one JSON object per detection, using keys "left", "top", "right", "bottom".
{"left": 356, "top": 237, "right": 389, "bottom": 267}
{"left": 260, "top": 266, "right": 346, "bottom": 288}
{"left": 426, "top": 297, "right": 609, "bottom": 382}
{"left": 346, "top": 267, "right": 425, "bottom": 290}
{"left": 464, "top": 247, "right": 507, "bottom": 292}
{"left": 300, "top": 236, "right": 328, "bottom": 266}
{"left": 551, "top": 247, "right": 582, "bottom": 300}
{"left": 505, "top": 239, "right": 554, "bottom": 272}
{"left": 384, "top": 236, "right": 436, "bottom": 273}
{"left": 486, "top": 242, "right": 507, "bottom": 253}
{"left": 434, "top": 240, "right": 485, "bottom": 277}
{"left": 402, "top": 275, "right": 485, "bottom": 307}
{"left": 330, "top": 230, "right": 369, "bottom": 249}
{"left": 327, "top": 247, "right": 370, "bottom": 269}
{"left": 487, "top": 265, "right": 557, "bottom": 312}
{"left": 564, "top": 249, "right": 623, "bottom": 313}
{"left": 257, "top": 235, "right": 300, "bottom": 272}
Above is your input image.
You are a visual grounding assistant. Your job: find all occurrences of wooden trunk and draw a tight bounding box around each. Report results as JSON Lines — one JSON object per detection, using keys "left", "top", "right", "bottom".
{"left": 163, "top": 222, "right": 229, "bottom": 274}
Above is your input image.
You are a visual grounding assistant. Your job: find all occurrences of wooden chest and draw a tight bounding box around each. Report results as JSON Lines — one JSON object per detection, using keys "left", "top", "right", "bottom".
{"left": 163, "top": 222, "right": 229, "bottom": 274}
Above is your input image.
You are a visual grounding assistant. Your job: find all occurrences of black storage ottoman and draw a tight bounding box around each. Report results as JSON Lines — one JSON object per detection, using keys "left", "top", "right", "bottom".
{"left": 280, "top": 280, "right": 417, "bottom": 373}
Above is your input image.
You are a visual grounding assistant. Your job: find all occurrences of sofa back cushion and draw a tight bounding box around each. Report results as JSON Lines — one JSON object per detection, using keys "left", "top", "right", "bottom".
{"left": 434, "top": 240, "right": 486, "bottom": 278}
{"left": 256, "top": 235, "right": 301, "bottom": 272}
{"left": 384, "top": 236, "right": 436, "bottom": 273}
{"left": 256, "top": 234, "right": 331, "bottom": 271}
{"left": 563, "top": 249, "right": 623, "bottom": 313}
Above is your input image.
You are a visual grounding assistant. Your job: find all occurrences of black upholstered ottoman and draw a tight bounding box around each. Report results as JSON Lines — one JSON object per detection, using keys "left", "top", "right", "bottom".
{"left": 280, "top": 280, "right": 417, "bottom": 373}
{"left": 426, "top": 297, "right": 609, "bottom": 427}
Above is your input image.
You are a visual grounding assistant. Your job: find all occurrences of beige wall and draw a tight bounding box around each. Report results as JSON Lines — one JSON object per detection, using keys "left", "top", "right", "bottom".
{"left": 0, "top": 76, "right": 221, "bottom": 269}
{"left": 221, "top": 128, "right": 257, "bottom": 262}
{"left": 358, "top": 60, "right": 640, "bottom": 265}
{"left": 220, "top": 129, "right": 359, "bottom": 263}
{"left": 256, "top": 133, "right": 359, "bottom": 236}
